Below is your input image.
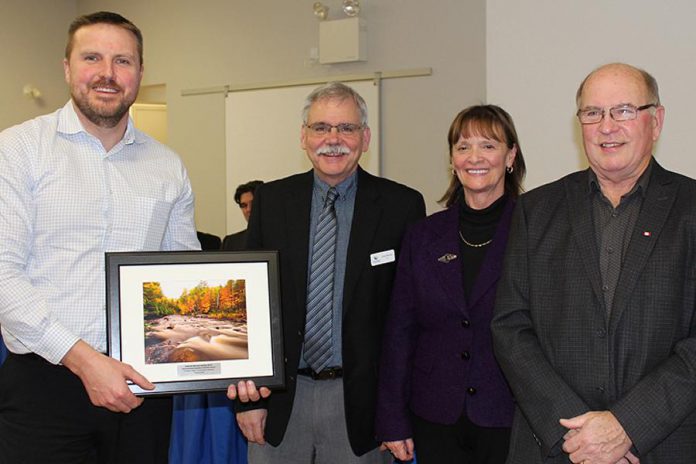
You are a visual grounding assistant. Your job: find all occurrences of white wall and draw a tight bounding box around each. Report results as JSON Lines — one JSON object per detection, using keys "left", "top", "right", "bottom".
{"left": 14, "top": 2, "right": 693, "bottom": 236}
{"left": 0, "top": 0, "right": 74, "bottom": 130}
{"left": 75, "top": 0, "right": 487, "bottom": 236}
{"left": 487, "top": 0, "right": 696, "bottom": 191}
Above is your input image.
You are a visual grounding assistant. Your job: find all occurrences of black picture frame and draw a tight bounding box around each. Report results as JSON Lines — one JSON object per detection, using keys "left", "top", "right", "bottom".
{"left": 106, "top": 250, "right": 283, "bottom": 395}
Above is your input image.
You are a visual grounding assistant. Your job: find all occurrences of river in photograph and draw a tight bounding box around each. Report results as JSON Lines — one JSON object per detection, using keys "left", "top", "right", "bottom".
{"left": 145, "top": 314, "right": 248, "bottom": 364}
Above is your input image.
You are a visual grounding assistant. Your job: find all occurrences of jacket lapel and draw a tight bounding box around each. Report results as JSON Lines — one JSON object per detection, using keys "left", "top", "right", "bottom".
{"left": 430, "top": 208, "right": 467, "bottom": 311}
{"left": 565, "top": 171, "right": 606, "bottom": 315}
{"left": 286, "top": 171, "right": 314, "bottom": 314}
{"left": 609, "top": 162, "right": 677, "bottom": 329}
{"left": 467, "top": 198, "right": 516, "bottom": 309}
{"left": 343, "top": 168, "right": 382, "bottom": 315}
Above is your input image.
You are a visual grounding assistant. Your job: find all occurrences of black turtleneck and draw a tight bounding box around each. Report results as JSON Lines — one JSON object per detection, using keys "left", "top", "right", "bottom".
{"left": 458, "top": 194, "right": 508, "bottom": 299}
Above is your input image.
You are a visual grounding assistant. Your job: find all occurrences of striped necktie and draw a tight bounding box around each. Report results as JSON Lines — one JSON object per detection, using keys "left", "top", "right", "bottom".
{"left": 304, "top": 187, "right": 339, "bottom": 372}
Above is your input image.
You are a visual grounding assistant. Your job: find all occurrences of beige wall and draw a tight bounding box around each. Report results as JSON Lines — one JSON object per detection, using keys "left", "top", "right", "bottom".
{"left": 74, "top": 0, "right": 486, "bottom": 236}
{"left": 0, "top": 0, "right": 75, "bottom": 130}
{"left": 7, "top": 1, "right": 696, "bottom": 236}
{"left": 487, "top": 0, "right": 696, "bottom": 191}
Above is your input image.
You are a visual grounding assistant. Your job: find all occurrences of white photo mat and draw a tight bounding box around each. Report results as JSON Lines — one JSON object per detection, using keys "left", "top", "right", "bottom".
{"left": 106, "top": 251, "right": 283, "bottom": 395}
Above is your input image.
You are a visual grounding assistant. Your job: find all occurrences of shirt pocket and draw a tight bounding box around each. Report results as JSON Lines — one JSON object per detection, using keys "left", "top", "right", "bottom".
{"left": 109, "top": 193, "right": 174, "bottom": 250}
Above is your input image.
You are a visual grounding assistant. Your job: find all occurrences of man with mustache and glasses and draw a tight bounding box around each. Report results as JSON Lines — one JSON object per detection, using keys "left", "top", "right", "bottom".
{"left": 227, "top": 82, "right": 425, "bottom": 463}
{"left": 492, "top": 63, "right": 696, "bottom": 464}
{"left": 0, "top": 11, "right": 199, "bottom": 463}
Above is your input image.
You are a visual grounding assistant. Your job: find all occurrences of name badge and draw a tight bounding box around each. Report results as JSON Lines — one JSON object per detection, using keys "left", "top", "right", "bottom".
{"left": 370, "top": 249, "right": 395, "bottom": 266}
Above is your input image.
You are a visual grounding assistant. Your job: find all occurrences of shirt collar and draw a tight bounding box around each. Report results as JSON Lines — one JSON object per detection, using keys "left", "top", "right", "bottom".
{"left": 312, "top": 170, "right": 358, "bottom": 201}
{"left": 587, "top": 157, "right": 653, "bottom": 200}
{"left": 56, "top": 100, "right": 141, "bottom": 146}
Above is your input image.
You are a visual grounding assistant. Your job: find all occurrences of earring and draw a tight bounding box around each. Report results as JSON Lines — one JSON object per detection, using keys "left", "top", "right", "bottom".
{"left": 506, "top": 165, "right": 514, "bottom": 174}
{"left": 451, "top": 167, "right": 456, "bottom": 175}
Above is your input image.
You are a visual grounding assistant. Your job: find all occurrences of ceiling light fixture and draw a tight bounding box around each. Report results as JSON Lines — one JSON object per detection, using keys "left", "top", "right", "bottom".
{"left": 313, "top": 2, "right": 329, "bottom": 20}
{"left": 342, "top": 0, "right": 360, "bottom": 17}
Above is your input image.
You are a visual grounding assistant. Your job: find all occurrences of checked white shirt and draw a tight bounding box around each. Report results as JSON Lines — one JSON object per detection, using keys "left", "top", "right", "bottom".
{"left": 0, "top": 101, "right": 199, "bottom": 364}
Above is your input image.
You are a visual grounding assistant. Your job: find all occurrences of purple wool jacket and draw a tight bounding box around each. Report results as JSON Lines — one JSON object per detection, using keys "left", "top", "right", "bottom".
{"left": 375, "top": 199, "right": 516, "bottom": 441}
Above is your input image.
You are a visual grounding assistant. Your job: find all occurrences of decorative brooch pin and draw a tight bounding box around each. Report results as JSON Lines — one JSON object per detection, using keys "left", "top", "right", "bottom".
{"left": 437, "top": 253, "right": 458, "bottom": 263}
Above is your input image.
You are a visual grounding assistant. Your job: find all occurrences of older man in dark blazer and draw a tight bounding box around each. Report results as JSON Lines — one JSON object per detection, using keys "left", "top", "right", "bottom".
{"left": 230, "top": 82, "right": 425, "bottom": 463}
{"left": 492, "top": 63, "right": 696, "bottom": 464}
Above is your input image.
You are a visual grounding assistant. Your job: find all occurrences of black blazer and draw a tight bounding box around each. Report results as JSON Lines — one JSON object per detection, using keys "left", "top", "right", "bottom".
{"left": 221, "top": 229, "right": 247, "bottom": 251}
{"left": 242, "top": 167, "right": 425, "bottom": 455}
{"left": 196, "top": 231, "right": 221, "bottom": 251}
{"left": 492, "top": 161, "right": 696, "bottom": 464}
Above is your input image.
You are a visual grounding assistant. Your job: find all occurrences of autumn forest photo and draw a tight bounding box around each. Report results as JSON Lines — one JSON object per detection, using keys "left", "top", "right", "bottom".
{"left": 142, "top": 279, "right": 249, "bottom": 364}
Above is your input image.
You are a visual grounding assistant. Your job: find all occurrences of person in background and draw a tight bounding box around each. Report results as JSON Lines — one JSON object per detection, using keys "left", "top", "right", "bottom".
{"left": 492, "top": 63, "right": 696, "bottom": 463}
{"left": 222, "top": 180, "right": 264, "bottom": 251}
{"left": 228, "top": 81, "right": 425, "bottom": 463}
{"left": 375, "top": 105, "right": 525, "bottom": 464}
{"left": 0, "top": 11, "right": 199, "bottom": 463}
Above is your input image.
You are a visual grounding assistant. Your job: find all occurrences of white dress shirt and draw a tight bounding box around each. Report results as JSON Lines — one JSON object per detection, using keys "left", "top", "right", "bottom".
{"left": 0, "top": 101, "right": 200, "bottom": 364}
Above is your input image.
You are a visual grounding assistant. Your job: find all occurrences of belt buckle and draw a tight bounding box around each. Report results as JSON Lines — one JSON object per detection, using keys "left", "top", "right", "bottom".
{"left": 315, "top": 367, "right": 341, "bottom": 380}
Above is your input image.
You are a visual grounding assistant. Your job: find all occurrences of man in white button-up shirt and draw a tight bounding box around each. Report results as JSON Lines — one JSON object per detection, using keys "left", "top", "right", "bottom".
{"left": 0, "top": 11, "right": 199, "bottom": 463}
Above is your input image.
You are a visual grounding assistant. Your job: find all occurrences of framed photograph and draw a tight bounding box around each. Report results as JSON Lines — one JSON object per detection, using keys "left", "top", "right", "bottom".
{"left": 106, "top": 250, "right": 283, "bottom": 395}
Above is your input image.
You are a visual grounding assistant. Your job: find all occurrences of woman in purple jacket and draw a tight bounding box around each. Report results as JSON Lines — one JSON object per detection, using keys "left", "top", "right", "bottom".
{"left": 375, "top": 105, "right": 526, "bottom": 463}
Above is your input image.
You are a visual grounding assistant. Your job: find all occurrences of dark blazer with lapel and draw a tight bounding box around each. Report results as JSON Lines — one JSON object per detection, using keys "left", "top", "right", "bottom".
{"left": 221, "top": 229, "right": 247, "bottom": 251}
{"left": 375, "top": 199, "right": 516, "bottom": 441}
{"left": 492, "top": 161, "right": 696, "bottom": 464}
{"left": 243, "top": 167, "right": 425, "bottom": 455}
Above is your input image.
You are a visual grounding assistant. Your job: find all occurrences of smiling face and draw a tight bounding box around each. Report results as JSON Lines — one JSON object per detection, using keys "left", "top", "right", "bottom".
{"left": 452, "top": 133, "right": 516, "bottom": 209}
{"left": 300, "top": 97, "right": 371, "bottom": 186}
{"left": 578, "top": 65, "right": 664, "bottom": 185}
{"left": 64, "top": 23, "right": 143, "bottom": 130}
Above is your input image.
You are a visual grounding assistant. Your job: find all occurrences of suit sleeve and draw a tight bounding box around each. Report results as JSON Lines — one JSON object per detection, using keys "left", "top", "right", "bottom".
{"left": 245, "top": 184, "right": 265, "bottom": 251}
{"left": 491, "top": 196, "right": 589, "bottom": 458}
{"left": 375, "top": 225, "right": 420, "bottom": 441}
{"left": 610, "top": 334, "right": 696, "bottom": 454}
{"left": 233, "top": 184, "right": 269, "bottom": 413}
{"left": 413, "top": 193, "right": 426, "bottom": 225}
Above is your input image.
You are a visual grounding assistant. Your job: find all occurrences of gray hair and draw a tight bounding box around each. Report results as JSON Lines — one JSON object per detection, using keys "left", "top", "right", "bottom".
{"left": 301, "top": 82, "right": 369, "bottom": 126}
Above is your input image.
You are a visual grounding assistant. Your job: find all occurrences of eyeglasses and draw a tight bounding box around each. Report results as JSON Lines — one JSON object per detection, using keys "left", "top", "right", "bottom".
{"left": 305, "top": 122, "right": 363, "bottom": 136}
{"left": 576, "top": 103, "right": 657, "bottom": 125}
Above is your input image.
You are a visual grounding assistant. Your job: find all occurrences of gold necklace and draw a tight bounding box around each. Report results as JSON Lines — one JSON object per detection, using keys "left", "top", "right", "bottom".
{"left": 458, "top": 230, "right": 492, "bottom": 248}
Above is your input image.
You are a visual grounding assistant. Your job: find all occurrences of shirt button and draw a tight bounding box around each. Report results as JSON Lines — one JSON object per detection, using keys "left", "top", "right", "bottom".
{"left": 467, "top": 387, "right": 476, "bottom": 395}
{"left": 461, "top": 351, "right": 470, "bottom": 360}
{"left": 461, "top": 319, "right": 470, "bottom": 328}
{"left": 606, "top": 247, "right": 614, "bottom": 254}
{"left": 596, "top": 329, "right": 606, "bottom": 338}
{"left": 602, "top": 284, "right": 609, "bottom": 292}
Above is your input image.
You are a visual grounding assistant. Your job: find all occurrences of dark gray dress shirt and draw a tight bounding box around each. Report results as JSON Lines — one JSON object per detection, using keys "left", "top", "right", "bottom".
{"left": 590, "top": 161, "right": 653, "bottom": 314}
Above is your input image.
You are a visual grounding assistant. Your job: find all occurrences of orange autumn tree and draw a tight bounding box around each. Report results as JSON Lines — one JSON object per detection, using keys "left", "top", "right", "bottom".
{"left": 143, "top": 279, "right": 247, "bottom": 321}
{"left": 142, "top": 282, "right": 177, "bottom": 319}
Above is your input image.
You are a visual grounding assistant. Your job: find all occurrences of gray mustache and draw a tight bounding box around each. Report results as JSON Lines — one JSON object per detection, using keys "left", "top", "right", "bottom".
{"left": 316, "top": 145, "right": 350, "bottom": 155}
